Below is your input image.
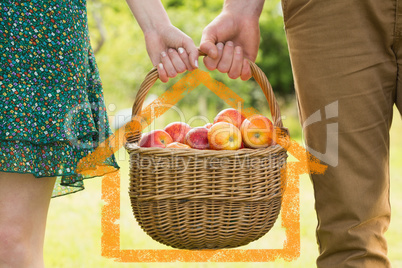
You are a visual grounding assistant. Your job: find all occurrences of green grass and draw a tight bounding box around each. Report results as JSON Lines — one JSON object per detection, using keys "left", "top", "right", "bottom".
{"left": 44, "top": 107, "right": 402, "bottom": 267}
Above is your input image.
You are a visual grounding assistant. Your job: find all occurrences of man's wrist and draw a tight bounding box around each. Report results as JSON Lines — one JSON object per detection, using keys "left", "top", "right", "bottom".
{"left": 222, "top": 0, "right": 265, "bottom": 20}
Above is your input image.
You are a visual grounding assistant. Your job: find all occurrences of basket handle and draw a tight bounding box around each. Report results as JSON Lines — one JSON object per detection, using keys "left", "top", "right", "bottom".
{"left": 126, "top": 49, "right": 284, "bottom": 143}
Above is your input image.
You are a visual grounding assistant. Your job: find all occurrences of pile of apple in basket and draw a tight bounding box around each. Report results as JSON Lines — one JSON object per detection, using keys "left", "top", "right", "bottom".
{"left": 139, "top": 108, "right": 276, "bottom": 150}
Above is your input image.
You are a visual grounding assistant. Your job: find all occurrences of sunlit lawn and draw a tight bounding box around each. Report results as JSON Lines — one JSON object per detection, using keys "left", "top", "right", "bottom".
{"left": 44, "top": 106, "right": 402, "bottom": 267}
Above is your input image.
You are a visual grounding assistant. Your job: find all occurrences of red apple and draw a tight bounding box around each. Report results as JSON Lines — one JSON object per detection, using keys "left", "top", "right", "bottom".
{"left": 207, "top": 122, "right": 242, "bottom": 150}
{"left": 240, "top": 114, "right": 274, "bottom": 149}
{"left": 185, "top": 127, "right": 209, "bottom": 150}
{"left": 213, "top": 108, "right": 246, "bottom": 130}
{"left": 164, "top": 122, "right": 192, "bottom": 144}
{"left": 166, "top": 142, "right": 191, "bottom": 149}
{"left": 139, "top": 130, "right": 173, "bottom": 148}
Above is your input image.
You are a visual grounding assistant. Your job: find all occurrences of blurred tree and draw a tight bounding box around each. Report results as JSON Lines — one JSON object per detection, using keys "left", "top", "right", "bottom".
{"left": 88, "top": 0, "right": 106, "bottom": 53}
{"left": 258, "top": 1, "right": 294, "bottom": 96}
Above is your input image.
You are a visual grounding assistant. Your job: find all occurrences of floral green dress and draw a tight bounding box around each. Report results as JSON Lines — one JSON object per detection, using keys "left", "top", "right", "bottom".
{"left": 0, "top": 0, "right": 119, "bottom": 197}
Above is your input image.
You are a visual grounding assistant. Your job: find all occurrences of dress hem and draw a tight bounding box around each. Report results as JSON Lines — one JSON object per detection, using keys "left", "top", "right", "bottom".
{"left": 0, "top": 166, "right": 120, "bottom": 198}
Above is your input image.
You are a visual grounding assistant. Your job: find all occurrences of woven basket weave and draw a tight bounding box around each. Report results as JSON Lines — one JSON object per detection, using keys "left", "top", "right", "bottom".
{"left": 125, "top": 53, "right": 290, "bottom": 250}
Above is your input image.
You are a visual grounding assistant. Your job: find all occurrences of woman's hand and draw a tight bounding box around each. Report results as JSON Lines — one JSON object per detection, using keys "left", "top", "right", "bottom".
{"left": 126, "top": 0, "right": 198, "bottom": 83}
{"left": 144, "top": 25, "right": 198, "bottom": 83}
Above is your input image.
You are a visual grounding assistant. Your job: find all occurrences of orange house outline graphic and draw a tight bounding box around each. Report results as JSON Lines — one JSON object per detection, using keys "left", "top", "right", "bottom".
{"left": 77, "top": 69, "right": 327, "bottom": 262}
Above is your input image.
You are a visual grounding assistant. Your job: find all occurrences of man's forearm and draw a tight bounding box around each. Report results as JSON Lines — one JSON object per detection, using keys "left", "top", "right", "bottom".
{"left": 223, "top": 0, "right": 265, "bottom": 19}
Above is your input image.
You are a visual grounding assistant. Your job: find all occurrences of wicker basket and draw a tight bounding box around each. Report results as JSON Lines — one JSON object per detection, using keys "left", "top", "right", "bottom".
{"left": 124, "top": 54, "right": 290, "bottom": 250}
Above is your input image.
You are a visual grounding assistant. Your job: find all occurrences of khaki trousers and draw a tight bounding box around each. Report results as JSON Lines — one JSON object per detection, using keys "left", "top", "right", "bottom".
{"left": 281, "top": 0, "right": 402, "bottom": 267}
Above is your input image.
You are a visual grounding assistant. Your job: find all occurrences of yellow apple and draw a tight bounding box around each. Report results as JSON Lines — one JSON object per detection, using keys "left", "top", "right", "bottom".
{"left": 207, "top": 122, "right": 242, "bottom": 150}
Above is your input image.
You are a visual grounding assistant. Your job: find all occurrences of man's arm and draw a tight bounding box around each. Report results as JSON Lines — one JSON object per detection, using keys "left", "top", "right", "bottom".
{"left": 200, "top": 0, "right": 264, "bottom": 80}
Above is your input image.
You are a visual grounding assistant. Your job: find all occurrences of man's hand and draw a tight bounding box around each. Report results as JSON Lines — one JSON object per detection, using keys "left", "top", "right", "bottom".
{"left": 200, "top": 0, "right": 264, "bottom": 80}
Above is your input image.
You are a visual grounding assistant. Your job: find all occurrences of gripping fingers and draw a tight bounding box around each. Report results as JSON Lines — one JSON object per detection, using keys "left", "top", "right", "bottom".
{"left": 203, "top": 42, "right": 224, "bottom": 71}
{"left": 157, "top": 47, "right": 196, "bottom": 83}
{"left": 168, "top": 48, "right": 187, "bottom": 73}
{"left": 240, "top": 58, "right": 252, "bottom": 81}
{"left": 217, "top": 41, "right": 235, "bottom": 73}
{"left": 157, "top": 63, "right": 169, "bottom": 83}
{"left": 161, "top": 51, "right": 177, "bottom": 78}
{"left": 227, "top": 46, "right": 243, "bottom": 79}
{"left": 177, "top": 47, "right": 193, "bottom": 71}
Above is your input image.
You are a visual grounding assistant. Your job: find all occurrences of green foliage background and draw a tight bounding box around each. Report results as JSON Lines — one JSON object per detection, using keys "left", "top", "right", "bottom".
{"left": 86, "top": 0, "right": 294, "bottom": 121}
{"left": 42, "top": 1, "right": 402, "bottom": 267}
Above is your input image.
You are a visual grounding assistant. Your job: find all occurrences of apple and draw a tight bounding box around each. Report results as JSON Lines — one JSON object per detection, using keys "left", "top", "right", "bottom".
{"left": 139, "top": 129, "right": 173, "bottom": 148}
{"left": 185, "top": 127, "right": 209, "bottom": 150}
{"left": 240, "top": 141, "right": 245, "bottom": 149}
{"left": 164, "top": 122, "right": 192, "bottom": 144}
{"left": 204, "top": 123, "right": 213, "bottom": 129}
{"left": 207, "top": 122, "right": 242, "bottom": 150}
{"left": 166, "top": 142, "right": 191, "bottom": 149}
{"left": 213, "top": 108, "right": 246, "bottom": 130}
{"left": 240, "top": 114, "right": 274, "bottom": 149}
